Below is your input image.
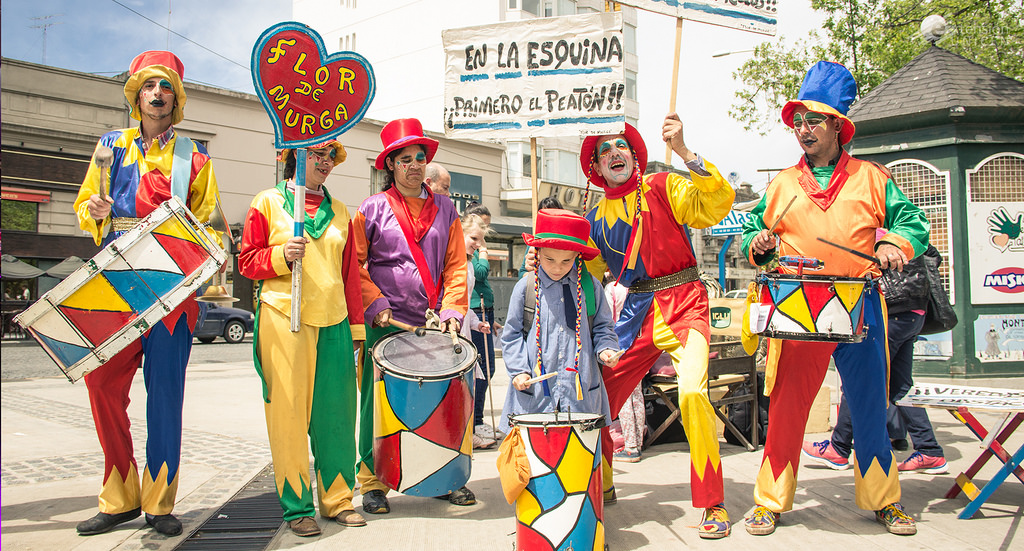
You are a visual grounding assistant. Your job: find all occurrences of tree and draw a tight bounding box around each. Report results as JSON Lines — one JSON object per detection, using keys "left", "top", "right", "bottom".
{"left": 730, "top": 0, "right": 1024, "bottom": 135}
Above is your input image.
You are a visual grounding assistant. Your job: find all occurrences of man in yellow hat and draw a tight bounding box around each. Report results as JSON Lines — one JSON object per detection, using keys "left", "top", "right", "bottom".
{"left": 72, "top": 50, "right": 221, "bottom": 537}
{"left": 740, "top": 61, "right": 929, "bottom": 537}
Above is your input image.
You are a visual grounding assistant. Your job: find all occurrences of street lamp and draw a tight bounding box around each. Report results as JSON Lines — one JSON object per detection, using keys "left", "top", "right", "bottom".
{"left": 712, "top": 48, "right": 756, "bottom": 58}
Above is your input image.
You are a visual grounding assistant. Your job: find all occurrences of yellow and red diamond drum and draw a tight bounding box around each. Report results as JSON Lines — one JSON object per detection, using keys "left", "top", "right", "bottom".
{"left": 511, "top": 412, "right": 605, "bottom": 551}
{"left": 754, "top": 272, "right": 870, "bottom": 343}
{"left": 15, "top": 197, "right": 225, "bottom": 382}
{"left": 371, "top": 329, "right": 477, "bottom": 496}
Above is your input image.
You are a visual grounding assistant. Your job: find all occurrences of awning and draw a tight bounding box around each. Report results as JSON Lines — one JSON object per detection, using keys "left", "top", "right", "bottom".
{"left": 1, "top": 254, "right": 44, "bottom": 279}
{"left": 489, "top": 214, "right": 533, "bottom": 237}
{"left": 1, "top": 186, "right": 51, "bottom": 203}
{"left": 45, "top": 256, "right": 86, "bottom": 279}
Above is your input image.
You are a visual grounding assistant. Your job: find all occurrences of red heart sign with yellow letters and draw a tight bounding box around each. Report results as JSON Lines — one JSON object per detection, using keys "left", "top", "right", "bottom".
{"left": 251, "top": 22, "right": 376, "bottom": 149}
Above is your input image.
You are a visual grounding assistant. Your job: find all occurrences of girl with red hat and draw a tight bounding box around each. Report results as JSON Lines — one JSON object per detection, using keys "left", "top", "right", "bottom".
{"left": 352, "top": 118, "right": 473, "bottom": 512}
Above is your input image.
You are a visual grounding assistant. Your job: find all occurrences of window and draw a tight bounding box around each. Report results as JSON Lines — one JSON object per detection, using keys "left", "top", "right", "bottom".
{"left": 522, "top": 0, "right": 540, "bottom": 15}
{"left": 370, "top": 166, "right": 388, "bottom": 195}
{"left": 449, "top": 172, "right": 483, "bottom": 213}
{"left": 543, "top": 149, "right": 580, "bottom": 186}
{"left": 887, "top": 159, "right": 953, "bottom": 300}
{"left": 508, "top": 141, "right": 540, "bottom": 180}
{"left": 508, "top": 0, "right": 518, "bottom": 9}
{"left": 623, "top": 23, "right": 637, "bottom": 55}
{"left": 545, "top": 1, "right": 554, "bottom": 17}
{"left": 1, "top": 200, "right": 38, "bottom": 231}
{"left": 625, "top": 69, "right": 637, "bottom": 100}
{"left": 558, "top": 0, "right": 575, "bottom": 16}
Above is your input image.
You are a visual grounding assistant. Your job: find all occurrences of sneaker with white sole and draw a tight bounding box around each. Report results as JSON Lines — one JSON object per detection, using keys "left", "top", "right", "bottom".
{"left": 897, "top": 451, "right": 948, "bottom": 474}
{"left": 875, "top": 502, "right": 917, "bottom": 535}
{"left": 474, "top": 423, "right": 505, "bottom": 440}
{"left": 801, "top": 439, "right": 850, "bottom": 470}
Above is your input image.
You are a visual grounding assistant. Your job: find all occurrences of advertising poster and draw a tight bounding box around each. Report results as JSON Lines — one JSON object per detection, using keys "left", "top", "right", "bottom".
{"left": 442, "top": 13, "right": 625, "bottom": 139}
{"left": 974, "top": 314, "right": 1024, "bottom": 363}
{"left": 897, "top": 383, "right": 1024, "bottom": 411}
{"left": 967, "top": 202, "right": 1024, "bottom": 305}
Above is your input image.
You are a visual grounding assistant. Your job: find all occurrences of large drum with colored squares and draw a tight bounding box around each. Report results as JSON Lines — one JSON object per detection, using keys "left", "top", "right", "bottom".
{"left": 371, "top": 328, "right": 477, "bottom": 496}
{"left": 753, "top": 272, "right": 873, "bottom": 343}
{"left": 15, "top": 197, "right": 226, "bottom": 382}
{"left": 510, "top": 412, "right": 605, "bottom": 551}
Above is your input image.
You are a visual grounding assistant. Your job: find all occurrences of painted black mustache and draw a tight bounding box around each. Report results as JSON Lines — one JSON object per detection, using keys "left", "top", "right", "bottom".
{"left": 150, "top": 99, "right": 166, "bottom": 107}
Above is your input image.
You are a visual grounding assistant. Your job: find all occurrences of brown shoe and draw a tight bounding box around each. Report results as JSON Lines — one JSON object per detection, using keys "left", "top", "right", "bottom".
{"left": 334, "top": 510, "right": 367, "bottom": 527}
{"left": 288, "top": 516, "right": 321, "bottom": 537}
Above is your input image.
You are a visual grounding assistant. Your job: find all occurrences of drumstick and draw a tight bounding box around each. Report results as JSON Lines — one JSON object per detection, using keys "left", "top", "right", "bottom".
{"left": 387, "top": 319, "right": 427, "bottom": 337}
{"left": 481, "top": 307, "right": 500, "bottom": 445}
{"left": 524, "top": 371, "right": 558, "bottom": 385}
{"left": 768, "top": 195, "right": 797, "bottom": 233}
{"left": 816, "top": 237, "right": 881, "bottom": 265}
{"left": 449, "top": 326, "right": 463, "bottom": 354}
{"left": 94, "top": 146, "right": 114, "bottom": 238}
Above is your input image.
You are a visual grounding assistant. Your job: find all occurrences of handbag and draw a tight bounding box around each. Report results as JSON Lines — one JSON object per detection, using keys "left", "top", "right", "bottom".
{"left": 919, "top": 246, "right": 958, "bottom": 335}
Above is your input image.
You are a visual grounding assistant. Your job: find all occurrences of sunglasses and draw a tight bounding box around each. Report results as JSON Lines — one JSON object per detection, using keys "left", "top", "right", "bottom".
{"left": 792, "top": 112, "right": 830, "bottom": 130}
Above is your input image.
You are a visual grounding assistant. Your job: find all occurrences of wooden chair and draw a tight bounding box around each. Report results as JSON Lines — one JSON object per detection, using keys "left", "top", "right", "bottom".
{"left": 643, "top": 340, "right": 759, "bottom": 451}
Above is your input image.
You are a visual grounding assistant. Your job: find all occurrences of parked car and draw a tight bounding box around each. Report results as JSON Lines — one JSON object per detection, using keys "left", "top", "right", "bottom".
{"left": 724, "top": 289, "right": 748, "bottom": 299}
{"left": 195, "top": 304, "right": 254, "bottom": 344}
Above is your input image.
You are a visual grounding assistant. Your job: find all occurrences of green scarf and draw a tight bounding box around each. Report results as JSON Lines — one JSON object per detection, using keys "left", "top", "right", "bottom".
{"left": 276, "top": 180, "right": 335, "bottom": 239}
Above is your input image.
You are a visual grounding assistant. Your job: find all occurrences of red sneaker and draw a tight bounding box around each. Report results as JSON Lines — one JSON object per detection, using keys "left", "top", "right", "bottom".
{"left": 897, "top": 451, "right": 948, "bottom": 474}
{"left": 801, "top": 439, "right": 850, "bottom": 470}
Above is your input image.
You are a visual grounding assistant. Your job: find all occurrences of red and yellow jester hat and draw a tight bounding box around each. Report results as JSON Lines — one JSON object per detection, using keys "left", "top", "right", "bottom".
{"left": 579, "top": 123, "right": 648, "bottom": 196}
{"left": 123, "top": 50, "right": 187, "bottom": 125}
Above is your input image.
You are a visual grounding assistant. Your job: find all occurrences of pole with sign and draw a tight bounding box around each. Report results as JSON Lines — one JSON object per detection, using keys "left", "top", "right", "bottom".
{"left": 251, "top": 21, "right": 375, "bottom": 331}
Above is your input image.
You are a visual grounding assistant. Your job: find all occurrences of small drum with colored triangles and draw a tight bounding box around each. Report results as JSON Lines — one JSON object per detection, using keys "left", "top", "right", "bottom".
{"left": 15, "top": 197, "right": 225, "bottom": 382}
{"left": 753, "top": 272, "right": 873, "bottom": 343}
{"left": 510, "top": 411, "right": 605, "bottom": 551}
{"left": 371, "top": 328, "right": 477, "bottom": 496}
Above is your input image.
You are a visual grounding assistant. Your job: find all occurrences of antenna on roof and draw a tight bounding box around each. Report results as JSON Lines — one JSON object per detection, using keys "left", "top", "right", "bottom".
{"left": 920, "top": 15, "right": 947, "bottom": 44}
{"left": 29, "top": 14, "right": 63, "bottom": 65}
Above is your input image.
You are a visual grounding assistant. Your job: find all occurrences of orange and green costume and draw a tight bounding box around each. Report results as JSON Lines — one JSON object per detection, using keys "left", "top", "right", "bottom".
{"left": 740, "top": 151, "right": 929, "bottom": 513}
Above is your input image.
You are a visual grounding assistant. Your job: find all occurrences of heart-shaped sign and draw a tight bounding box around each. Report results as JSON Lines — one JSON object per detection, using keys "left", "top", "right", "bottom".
{"left": 251, "top": 22, "right": 375, "bottom": 149}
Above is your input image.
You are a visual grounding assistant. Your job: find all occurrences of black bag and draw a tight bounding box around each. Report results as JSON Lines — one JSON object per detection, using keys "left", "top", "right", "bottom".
{"left": 724, "top": 371, "right": 769, "bottom": 446}
{"left": 919, "top": 246, "right": 958, "bottom": 335}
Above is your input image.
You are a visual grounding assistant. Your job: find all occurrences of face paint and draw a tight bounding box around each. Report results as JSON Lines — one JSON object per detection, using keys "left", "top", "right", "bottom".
{"left": 396, "top": 150, "right": 427, "bottom": 170}
{"left": 598, "top": 138, "right": 630, "bottom": 158}
{"left": 158, "top": 79, "right": 174, "bottom": 94}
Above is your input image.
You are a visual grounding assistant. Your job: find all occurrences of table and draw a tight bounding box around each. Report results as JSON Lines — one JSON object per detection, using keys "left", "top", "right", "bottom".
{"left": 897, "top": 383, "right": 1024, "bottom": 519}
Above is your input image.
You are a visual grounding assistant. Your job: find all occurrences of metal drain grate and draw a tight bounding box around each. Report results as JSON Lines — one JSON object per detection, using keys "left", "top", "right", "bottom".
{"left": 176, "top": 464, "right": 282, "bottom": 550}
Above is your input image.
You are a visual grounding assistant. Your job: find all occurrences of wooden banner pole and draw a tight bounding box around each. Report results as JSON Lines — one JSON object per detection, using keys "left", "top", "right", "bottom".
{"left": 665, "top": 16, "right": 684, "bottom": 165}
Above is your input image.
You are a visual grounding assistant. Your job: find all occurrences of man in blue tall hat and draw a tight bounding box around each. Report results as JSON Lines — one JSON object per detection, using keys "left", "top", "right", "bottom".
{"left": 739, "top": 61, "right": 930, "bottom": 536}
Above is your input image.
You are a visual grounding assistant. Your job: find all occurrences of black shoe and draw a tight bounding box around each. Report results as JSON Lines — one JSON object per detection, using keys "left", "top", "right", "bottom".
{"left": 891, "top": 439, "right": 909, "bottom": 451}
{"left": 447, "top": 486, "right": 477, "bottom": 506}
{"left": 145, "top": 513, "right": 182, "bottom": 536}
{"left": 76, "top": 508, "right": 142, "bottom": 535}
{"left": 362, "top": 489, "right": 390, "bottom": 514}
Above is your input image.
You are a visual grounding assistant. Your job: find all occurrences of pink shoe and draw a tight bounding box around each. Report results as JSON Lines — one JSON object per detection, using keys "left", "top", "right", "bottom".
{"left": 801, "top": 440, "right": 850, "bottom": 470}
{"left": 898, "top": 451, "right": 948, "bottom": 474}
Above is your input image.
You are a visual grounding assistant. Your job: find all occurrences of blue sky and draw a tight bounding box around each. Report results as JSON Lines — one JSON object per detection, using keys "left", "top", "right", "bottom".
{"left": 1, "top": 0, "right": 287, "bottom": 94}
{"left": 2, "top": 0, "right": 826, "bottom": 190}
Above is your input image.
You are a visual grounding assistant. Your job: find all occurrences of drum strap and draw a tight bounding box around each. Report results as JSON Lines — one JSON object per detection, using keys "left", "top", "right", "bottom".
{"left": 170, "top": 135, "right": 193, "bottom": 205}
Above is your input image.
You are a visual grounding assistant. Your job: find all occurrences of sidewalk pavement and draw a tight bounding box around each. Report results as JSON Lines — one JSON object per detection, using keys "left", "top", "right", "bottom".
{"left": 2, "top": 352, "right": 1022, "bottom": 551}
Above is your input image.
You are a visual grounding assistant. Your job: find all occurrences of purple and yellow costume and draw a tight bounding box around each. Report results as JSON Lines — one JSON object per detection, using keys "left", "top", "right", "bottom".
{"left": 352, "top": 184, "right": 468, "bottom": 495}
{"left": 73, "top": 125, "right": 219, "bottom": 517}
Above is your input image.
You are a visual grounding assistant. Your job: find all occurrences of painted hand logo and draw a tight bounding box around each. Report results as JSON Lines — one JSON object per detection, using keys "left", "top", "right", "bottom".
{"left": 988, "top": 207, "right": 1023, "bottom": 251}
